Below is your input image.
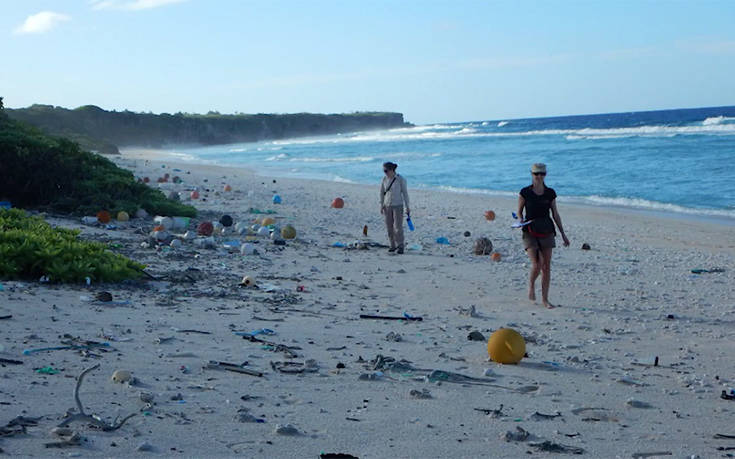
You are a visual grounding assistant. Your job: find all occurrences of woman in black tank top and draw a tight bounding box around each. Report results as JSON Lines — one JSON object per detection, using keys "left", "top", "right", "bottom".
{"left": 516, "top": 163, "right": 570, "bottom": 309}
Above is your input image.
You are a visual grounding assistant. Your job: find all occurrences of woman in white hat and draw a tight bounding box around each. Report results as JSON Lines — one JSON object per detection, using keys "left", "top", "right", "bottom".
{"left": 517, "top": 163, "right": 569, "bottom": 308}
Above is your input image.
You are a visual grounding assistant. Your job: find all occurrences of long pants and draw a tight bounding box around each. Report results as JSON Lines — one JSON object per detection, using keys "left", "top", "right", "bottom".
{"left": 384, "top": 205, "right": 404, "bottom": 249}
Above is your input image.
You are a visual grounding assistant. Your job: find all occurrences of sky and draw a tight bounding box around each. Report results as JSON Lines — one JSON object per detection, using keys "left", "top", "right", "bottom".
{"left": 2, "top": 0, "right": 735, "bottom": 124}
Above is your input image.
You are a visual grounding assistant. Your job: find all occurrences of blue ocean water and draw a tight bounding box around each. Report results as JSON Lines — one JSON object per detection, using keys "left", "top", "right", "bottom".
{"left": 173, "top": 106, "right": 735, "bottom": 220}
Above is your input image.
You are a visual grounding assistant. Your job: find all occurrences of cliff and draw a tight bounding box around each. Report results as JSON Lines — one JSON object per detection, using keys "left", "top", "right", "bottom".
{"left": 6, "top": 105, "right": 410, "bottom": 154}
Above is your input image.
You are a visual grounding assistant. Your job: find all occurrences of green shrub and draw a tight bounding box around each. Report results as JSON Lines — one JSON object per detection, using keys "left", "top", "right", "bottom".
{"left": 0, "top": 208, "right": 145, "bottom": 283}
{"left": 0, "top": 113, "right": 196, "bottom": 217}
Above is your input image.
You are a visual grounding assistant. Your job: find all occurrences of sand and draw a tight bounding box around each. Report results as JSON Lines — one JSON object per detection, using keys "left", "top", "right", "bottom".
{"left": 1, "top": 150, "right": 734, "bottom": 458}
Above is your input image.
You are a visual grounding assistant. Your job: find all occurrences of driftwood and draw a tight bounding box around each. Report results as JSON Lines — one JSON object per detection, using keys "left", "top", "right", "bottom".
{"left": 57, "top": 364, "right": 137, "bottom": 431}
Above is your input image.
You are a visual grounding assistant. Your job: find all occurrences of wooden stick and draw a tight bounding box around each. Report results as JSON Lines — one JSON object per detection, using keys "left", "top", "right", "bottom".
{"left": 359, "top": 314, "right": 423, "bottom": 321}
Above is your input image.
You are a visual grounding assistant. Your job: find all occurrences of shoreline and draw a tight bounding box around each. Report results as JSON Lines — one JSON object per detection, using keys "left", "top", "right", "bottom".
{"left": 120, "top": 146, "right": 735, "bottom": 228}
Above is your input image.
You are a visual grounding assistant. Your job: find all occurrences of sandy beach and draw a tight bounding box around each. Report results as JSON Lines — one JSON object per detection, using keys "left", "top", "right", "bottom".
{"left": 1, "top": 151, "right": 734, "bottom": 458}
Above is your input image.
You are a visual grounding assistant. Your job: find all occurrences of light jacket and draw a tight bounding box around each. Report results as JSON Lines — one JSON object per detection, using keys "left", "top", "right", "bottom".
{"left": 380, "top": 174, "right": 409, "bottom": 208}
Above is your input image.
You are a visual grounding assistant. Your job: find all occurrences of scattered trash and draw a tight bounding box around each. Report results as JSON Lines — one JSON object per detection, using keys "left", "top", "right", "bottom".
{"left": 0, "top": 358, "right": 23, "bottom": 365}
{"left": 111, "top": 369, "right": 132, "bottom": 384}
{"left": 631, "top": 452, "right": 673, "bottom": 458}
{"left": 484, "top": 210, "right": 496, "bottom": 221}
{"left": 406, "top": 215, "right": 415, "bottom": 231}
{"left": 530, "top": 441, "right": 584, "bottom": 454}
{"left": 504, "top": 426, "right": 530, "bottom": 442}
{"left": 239, "top": 276, "right": 256, "bottom": 287}
{"left": 0, "top": 201, "right": 12, "bottom": 209}
{"left": 271, "top": 359, "right": 318, "bottom": 374}
{"left": 197, "top": 221, "right": 214, "bottom": 236}
{"left": 409, "top": 388, "right": 432, "bottom": 399}
{"left": 385, "top": 331, "right": 403, "bottom": 342}
{"left": 359, "top": 313, "right": 423, "bottom": 321}
{"left": 530, "top": 411, "right": 562, "bottom": 420}
{"left": 435, "top": 237, "right": 450, "bottom": 245}
{"left": 281, "top": 224, "right": 296, "bottom": 239}
{"left": 57, "top": 364, "right": 137, "bottom": 431}
{"left": 320, "top": 453, "right": 359, "bottom": 459}
{"left": 272, "top": 194, "right": 282, "bottom": 204}
{"left": 331, "top": 197, "right": 344, "bottom": 208}
{"left": 473, "top": 237, "right": 493, "bottom": 255}
{"left": 206, "top": 360, "right": 263, "bottom": 377}
{"left": 36, "top": 366, "right": 60, "bottom": 375}
{"left": 463, "top": 231, "right": 471, "bottom": 237}
{"left": 721, "top": 389, "right": 735, "bottom": 400}
{"left": 274, "top": 423, "right": 299, "bottom": 435}
{"left": 475, "top": 405, "right": 504, "bottom": 418}
{"left": 581, "top": 243, "right": 591, "bottom": 250}
{"left": 467, "top": 331, "right": 485, "bottom": 341}
{"left": 359, "top": 371, "right": 385, "bottom": 381}
{"left": 487, "top": 328, "right": 526, "bottom": 364}
{"left": 626, "top": 399, "right": 654, "bottom": 409}
{"left": 691, "top": 267, "right": 725, "bottom": 274}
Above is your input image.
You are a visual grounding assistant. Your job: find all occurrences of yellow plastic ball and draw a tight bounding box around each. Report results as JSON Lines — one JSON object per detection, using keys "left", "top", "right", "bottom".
{"left": 487, "top": 328, "right": 526, "bottom": 364}
{"left": 281, "top": 224, "right": 296, "bottom": 239}
{"left": 261, "top": 217, "right": 275, "bottom": 226}
{"left": 116, "top": 211, "right": 130, "bottom": 222}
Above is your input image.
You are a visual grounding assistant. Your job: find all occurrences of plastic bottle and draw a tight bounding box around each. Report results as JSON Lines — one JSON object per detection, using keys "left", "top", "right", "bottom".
{"left": 406, "top": 215, "right": 415, "bottom": 231}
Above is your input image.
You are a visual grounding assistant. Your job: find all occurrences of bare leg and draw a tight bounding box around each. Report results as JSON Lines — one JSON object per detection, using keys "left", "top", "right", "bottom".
{"left": 539, "top": 247, "right": 554, "bottom": 308}
{"left": 526, "top": 248, "right": 541, "bottom": 302}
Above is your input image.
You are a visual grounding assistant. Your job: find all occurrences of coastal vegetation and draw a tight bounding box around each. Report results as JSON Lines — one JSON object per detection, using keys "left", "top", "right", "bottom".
{"left": 0, "top": 98, "right": 196, "bottom": 217}
{"left": 6, "top": 104, "right": 409, "bottom": 154}
{"left": 0, "top": 208, "right": 145, "bottom": 283}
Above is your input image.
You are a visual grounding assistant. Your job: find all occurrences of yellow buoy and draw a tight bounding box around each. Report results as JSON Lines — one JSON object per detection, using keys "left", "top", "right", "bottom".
{"left": 487, "top": 328, "right": 526, "bottom": 364}
{"left": 281, "top": 224, "right": 296, "bottom": 239}
{"left": 261, "top": 217, "right": 275, "bottom": 226}
{"left": 116, "top": 211, "right": 130, "bottom": 222}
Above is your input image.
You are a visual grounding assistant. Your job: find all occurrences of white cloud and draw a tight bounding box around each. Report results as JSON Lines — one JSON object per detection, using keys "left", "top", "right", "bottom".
{"left": 90, "top": 0, "right": 186, "bottom": 11}
{"left": 14, "top": 11, "right": 70, "bottom": 35}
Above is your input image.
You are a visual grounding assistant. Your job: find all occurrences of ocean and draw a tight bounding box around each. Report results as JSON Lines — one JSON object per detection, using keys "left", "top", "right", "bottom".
{"left": 168, "top": 106, "right": 735, "bottom": 222}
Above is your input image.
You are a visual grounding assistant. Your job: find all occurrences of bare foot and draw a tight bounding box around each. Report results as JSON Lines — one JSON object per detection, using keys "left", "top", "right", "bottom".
{"left": 528, "top": 290, "right": 536, "bottom": 302}
{"left": 542, "top": 300, "right": 555, "bottom": 309}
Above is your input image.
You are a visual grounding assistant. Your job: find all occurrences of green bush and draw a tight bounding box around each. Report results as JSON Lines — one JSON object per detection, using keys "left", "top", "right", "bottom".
{"left": 0, "top": 208, "right": 145, "bottom": 283}
{"left": 0, "top": 111, "right": 196, "bottom": 217}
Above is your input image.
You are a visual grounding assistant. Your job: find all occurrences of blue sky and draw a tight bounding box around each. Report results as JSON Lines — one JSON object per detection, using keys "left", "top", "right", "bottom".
{"left": 2, "top": 0, "right": 735, "bottom": 124}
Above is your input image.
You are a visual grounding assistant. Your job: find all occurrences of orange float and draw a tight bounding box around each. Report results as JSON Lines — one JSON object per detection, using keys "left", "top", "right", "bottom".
{"left": 190, "top": 190, "right": 200, "bottom": 199}
{"left": 153, "top": 225, "right": 165, "bottom": 232}
{"left": 224, "top": 184, "right": 232, "bottom": 192}
{"left": 96, "top": 210, "right": 111, "bottom": 224}
{"left": 484, "top": 210, "right": 496, "bottom": 221}
{"left": 491, "top": 252, "right": 502, "bottom": 262}
{"left": 331, "top": 197, "right": 344, "bottom": 209}
{"left": 197, "top": 221, "right": 214, "bottom": 236}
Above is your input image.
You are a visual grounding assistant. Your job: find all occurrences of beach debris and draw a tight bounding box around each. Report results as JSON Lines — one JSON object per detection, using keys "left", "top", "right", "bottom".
{"left": 571, "top": 407, "right": 618, "bottom": 422}
{"left": 626, "top": 399, "right": 653, "bottom": 409}
{"left": 206, "top": 360, "right": 263, "bottom": 377}
{"left": 359, "top": 371, "right": 385, "bottom": 381}
{"left": 36, "top": 366, "right": 60, "bottom": 375}
{"left": 270, "top": 359, "right": 318, "bottom": 374}
{"left": 223, "top": 184, "right": 232, "bottom": 192}
{"left": 0, "top": 358, "right": 23, "bottom": 365}
{"left": 385, "top": 331, "right": 403, "bottom": 342}
{"left": 154, "top": 215, "right": 174, "bottom": 230}
{"left": 135, "top": 208, "right": 149, "bottom": 219}
{"left": 81, "top": 216, "right": 98, "bottom": 225}
{"left": 219, "top": 214, "right": 233, "bottom": 227}
{"left": 487, "top": 328, "right": 526, "bottom": 364}
{"left": 474, "top": 405, "right": 504, "bottom": 418}
{"left": 714, "top": 433, "right": 735, "bottom": 439}
{"left": 241, "top": 333, "right": 300, "bottom": 358}
{"left": 197, "top": 221, "right": 214, "bottom": 236}
{"left": 456, "top": 305, "right": 478, "bottom": 317}
{"left": 190, "top": 190, "right": 200, "bottom": 199}
{"left": 272, "top": 194, "right": 282, "bottom": 204}
{"left": 175, "top": 328, "right": 211, "bottom": 334}
{"left": 464, "top": 231, "right": 471, "bottom": 237}
{"left": 274, "top": 423, "right": 299, "bottom": 435}
{"left": 116, "top": 211, "right": 129, "bottom": 222}
{"left": 58, "top": 364, "right": 137, "bottom": 431}
{"left": 504, "top": 426, "right": 530, "bottom": 442}
{"left": 0, "top": 416, "right": 40, "bottom": 437}
{"left": 44, "top": 431, "right": 83, "bottom": 448}
{"left": 631, "top": 452, "right": 673, "bottom": 458}
{"left": 409, "top": 388, "right": 432, "bottom": 399}
{"left": 320, "top": 453, "right": 359, "bottom": 459}
{"left": 691, "top": 267, "right": 725, "bottom": 274}
{"left": 95, "top": 291, "right": 113, "bottom": 302}
{"left": 239, "top": 275, "right": 256, "bottom": 287}
{"left": 359, "top": 313, "right": 423, "bottom": 321}
{"left": 484, "top": 210, "right": 496, "bottom": 221}
{"left": 491, "top": 252, "right": 502, "bottom": 262}
{"left": 331, "top": 197, "right": 344, "bottom": 208}
{"left": 426, "top": 369, "right": 503, "bottom": 386}
{"left": 170, "top": 238, "right": 182, "bottom": 248}
{"left": 530, "top": 411, "right": 562, "bottom": 420}
{"left": 529, "top": 441, "right": 584, "bottom": 454}
{"left": 363, "top": 224, "right": 368, "bottom": 236}
{"left": 111, "top": 369, "right": 133, "bottom": 384}
{"left": 581, "top": 243, "right": 591, "bottom": 250}
{"left": 137, "top": 441, "right": 155, "bottom": 452}
{"left": 436, "top": 236, "right": 450, "bottom": 245}
{"left": 0, "top": 314, "right": 12, "bottom": 320}
{"left": 473, "top": 237, "right": 493, "bottom": 255}
{"left": 467, "top": 330, "right": 485, "bottom": 341}
{"left": 236, "top": 407, "right": 265, "bottom": 423}
{"left": 96, "top": 210, "right": 111, "bottom": 224}
{"left": 281, "top": 224, "right": 296, "bottom": 239}
{"left": 721, "top": 389, "right": 735, "bottom": 400}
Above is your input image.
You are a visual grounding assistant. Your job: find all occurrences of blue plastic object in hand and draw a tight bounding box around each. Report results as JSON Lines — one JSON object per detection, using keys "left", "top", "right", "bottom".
{"left": 406, "top": 215, "right": 415, "bottom": 231}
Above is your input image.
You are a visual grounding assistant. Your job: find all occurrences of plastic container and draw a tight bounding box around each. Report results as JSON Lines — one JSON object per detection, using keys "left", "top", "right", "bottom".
{"left": 406, "top": 215, "right": 415, "bottom": 231}
{"left": 154, "top": 216, "right": 174, "bottom": 231}
{"left": 171, "top": 216, "right": 190, "bottom": 230}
